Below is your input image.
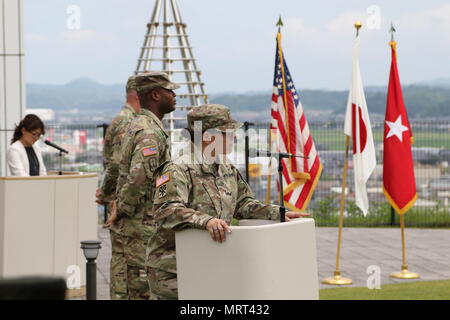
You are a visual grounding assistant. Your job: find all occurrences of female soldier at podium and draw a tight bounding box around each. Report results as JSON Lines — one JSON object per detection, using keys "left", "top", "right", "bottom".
{"left": 146, "top": 104, "right": 307, "bottom": 300}
{"left": 7, "top": 114, "right": 47, "bottom": 177}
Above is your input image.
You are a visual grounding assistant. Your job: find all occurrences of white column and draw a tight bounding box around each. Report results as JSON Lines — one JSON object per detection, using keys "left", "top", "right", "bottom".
{"left": 0, "top": 0, "right": 26, "bottom": 176}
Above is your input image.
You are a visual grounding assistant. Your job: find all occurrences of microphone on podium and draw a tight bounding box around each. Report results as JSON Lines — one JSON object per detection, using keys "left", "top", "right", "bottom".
{"left": 248, "top": 149, "right": 308, "bottom": 159}
{"left": 44, "top": 140, "right": 69, "bottom": 154}
{"left": 248, "top": 149, "right": 308, "bottom": 223}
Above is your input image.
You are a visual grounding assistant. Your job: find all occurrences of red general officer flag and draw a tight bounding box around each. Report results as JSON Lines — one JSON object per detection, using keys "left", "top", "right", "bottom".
{"left": 383, "top": 41, "right": 417, "bottom": 214}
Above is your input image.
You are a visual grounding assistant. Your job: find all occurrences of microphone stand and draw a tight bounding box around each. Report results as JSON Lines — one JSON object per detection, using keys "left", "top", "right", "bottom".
{"left": 58, "top": 151, "right": 63, "bottom": 175}
{"left": 277, "top": 153, "right": 286, "bottom": 223}
{"left": 45, "top": 140, "right": 68, "bottom": 175}
{"left": 251, "top": 149, "right": 307, "bottom": 223}
{"left": 243, "top": 121, "right": 254, "bottom": 183}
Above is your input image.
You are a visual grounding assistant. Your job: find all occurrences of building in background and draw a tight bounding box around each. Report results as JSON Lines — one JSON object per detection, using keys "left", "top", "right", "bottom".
{"left": 26, "top": 108, "right": 55, "bottom": 122}
{"left": 0, "top": 0, "right": 26, "bottom": 176}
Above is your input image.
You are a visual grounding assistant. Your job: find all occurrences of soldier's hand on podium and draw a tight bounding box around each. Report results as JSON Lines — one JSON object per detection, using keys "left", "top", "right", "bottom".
{"left": 285, "top": 211, "right": 310, "bottom": 221}
{"left": 95, "top": 188, "right": 105, "bottom": 205}
{"left": 206, "top": 218, "right": 231, "bottom": 243}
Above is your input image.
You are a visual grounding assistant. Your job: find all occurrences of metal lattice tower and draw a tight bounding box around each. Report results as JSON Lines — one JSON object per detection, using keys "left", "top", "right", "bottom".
{"left": 135, "top": 0, "right": 209, "bottom": 138}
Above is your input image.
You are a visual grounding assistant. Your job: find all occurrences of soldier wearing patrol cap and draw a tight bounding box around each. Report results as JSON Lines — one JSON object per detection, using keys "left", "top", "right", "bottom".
{"left": 95, "top": 75, "right": 141, "bottom": 300}
{"left": 146, "top": 104, "right": 308, "bottom": 300}
{"left": 112, "top": 71, "right": 180, "bottom": 300}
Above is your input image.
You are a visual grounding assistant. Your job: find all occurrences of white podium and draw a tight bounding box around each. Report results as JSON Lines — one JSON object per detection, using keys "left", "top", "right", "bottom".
{"left": 0, "top": 172, "right": 98, "bottom": 297}
{"left": 176, "top": 218, "right": 319, "bottom": 300}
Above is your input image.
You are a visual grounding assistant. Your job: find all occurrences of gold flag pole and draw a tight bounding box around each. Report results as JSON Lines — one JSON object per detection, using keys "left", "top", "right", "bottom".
{"left": 388, "top": 23, "right": 419, "bottom": 280}
{"left": 322, "top": 135, "right": 352, "bottom": 285}
{"left": 276, "top": 17, "right": 291, "bottom": 156}
{"left": 266, "top": 16, "right": 287, "bottom": 205}
{"left": 265, "top": 17, "right": 283, "bottom": 205}
{"left": 390, "top": 215, "right": 419, "bottom": 279}
{"left": 322, "top": 22, "right": 363, "bottom": 285}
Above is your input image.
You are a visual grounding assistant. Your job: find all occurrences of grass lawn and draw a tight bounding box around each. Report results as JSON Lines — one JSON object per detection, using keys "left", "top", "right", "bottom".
{"left": 314, "top": 208, "right": 450, "bottom": 228}
{"left": 320, "top": 280, "right": 450, "bottom": 300}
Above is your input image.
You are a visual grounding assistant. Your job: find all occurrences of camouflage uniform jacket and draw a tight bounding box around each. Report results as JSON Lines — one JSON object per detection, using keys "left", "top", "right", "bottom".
{"left": 116, "top": 108, "right": 171, "bottom": 240}
{"left": 147, "top": 147, "right": 280, "bottom": 273}
{"left": 100, "top": 104, "right": 137, "bottom": 202}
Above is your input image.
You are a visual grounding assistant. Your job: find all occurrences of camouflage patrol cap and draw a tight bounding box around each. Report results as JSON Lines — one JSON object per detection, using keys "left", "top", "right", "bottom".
{"left": 126, "top": 75, "right": 137, "bottom": 90}
{"left": 187, "top": 104, "right": 243, "bottom": 132}
{"left": 135, "top": 71, "right": 180, "bottom": 92}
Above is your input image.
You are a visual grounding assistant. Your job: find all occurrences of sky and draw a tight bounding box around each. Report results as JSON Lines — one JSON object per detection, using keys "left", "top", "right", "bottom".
{"left": 24, "top": 0, "right": 450, "bottom": 93}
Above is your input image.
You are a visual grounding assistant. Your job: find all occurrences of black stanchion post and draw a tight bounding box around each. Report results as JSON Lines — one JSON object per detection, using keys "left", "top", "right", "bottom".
{"left": 80, "top": 240, "right": 102, "bottom": 300}
{"left": 86, "top": 259, "right": 96, "bottom": 300}
{"left": 243, "top": 121, "right": 254, "bottom": 183}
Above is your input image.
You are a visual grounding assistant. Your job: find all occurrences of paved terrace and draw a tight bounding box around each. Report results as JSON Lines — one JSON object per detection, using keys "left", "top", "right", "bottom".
{"left": 88, "top": 226, "right": 450, "bottom": 300}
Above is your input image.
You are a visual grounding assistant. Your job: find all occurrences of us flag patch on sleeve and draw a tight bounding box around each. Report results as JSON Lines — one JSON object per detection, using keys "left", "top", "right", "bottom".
{"left": 142, "top": 146, "right": 158, "bottom": 157}
{"left": 156, "top": 173, "right": 170, "bottom": 187}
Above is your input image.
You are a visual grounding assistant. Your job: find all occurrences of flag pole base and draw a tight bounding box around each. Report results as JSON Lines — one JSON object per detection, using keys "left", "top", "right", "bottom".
{"left": 322, "top": 271, "right": 353, "bottom": 285}
{"left": 390, "top": 265, "right": 420, "bottom": 279}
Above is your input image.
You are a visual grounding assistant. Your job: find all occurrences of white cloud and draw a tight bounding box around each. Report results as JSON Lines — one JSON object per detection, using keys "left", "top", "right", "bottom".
{"left": 284, "top": 17, "right": 320, "bottom": 40}
{"left": 397, "top": 3, "right": 450, "bottom": 43}
{"left": 25, "top": 32, "right": 48, "bottom": 42}
{"left": 325, "top": 10, "right": 368, "bottom": 35}
{"left": 59, "top": 30, "right": 117, "bottom": 48}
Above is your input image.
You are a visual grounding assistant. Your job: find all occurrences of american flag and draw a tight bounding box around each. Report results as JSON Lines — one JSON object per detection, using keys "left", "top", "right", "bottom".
{"left": 270, "top": 40, "right": 322, "bottom": 211}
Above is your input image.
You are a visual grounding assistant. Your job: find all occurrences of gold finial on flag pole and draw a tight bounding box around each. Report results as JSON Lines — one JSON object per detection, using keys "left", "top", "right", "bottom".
{"left": 276, "top": 15, "right": 284, "bottom": 46}
{"left": 389, "top": 22, "right": 397, "bottom": 51}
{"left": 276, "top": 15, "right": 284, "bottom": 29}
{"left": 354, "top": 21, "right": 362, "bottom": 37}
{"left": 389, "top": 22, "right": 396, "bottom": 42}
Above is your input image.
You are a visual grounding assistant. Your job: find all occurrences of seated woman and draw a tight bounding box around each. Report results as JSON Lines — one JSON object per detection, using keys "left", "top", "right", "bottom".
{"left": 7, "top": 114, "right": 47, "bottom": 176}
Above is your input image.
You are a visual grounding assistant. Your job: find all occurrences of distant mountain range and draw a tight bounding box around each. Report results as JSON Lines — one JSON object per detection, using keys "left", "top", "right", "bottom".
{"left": 26, "top": 77, "right": 450, "bottom": 122}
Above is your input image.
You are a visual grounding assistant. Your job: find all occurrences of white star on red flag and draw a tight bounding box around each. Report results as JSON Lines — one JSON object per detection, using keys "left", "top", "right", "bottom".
{"left": 385, "top": 115, "right": 409, "bottom": 142}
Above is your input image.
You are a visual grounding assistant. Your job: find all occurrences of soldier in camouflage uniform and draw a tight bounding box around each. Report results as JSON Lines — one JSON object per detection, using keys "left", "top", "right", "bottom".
{"left": 114, "top": 72, "right": 179, "bottom": 300}
{"left": 96, "top": 76, "right": 140, "bottom": 300}
{"left": 146, "top": 104, "right": 307, "bottom": 300}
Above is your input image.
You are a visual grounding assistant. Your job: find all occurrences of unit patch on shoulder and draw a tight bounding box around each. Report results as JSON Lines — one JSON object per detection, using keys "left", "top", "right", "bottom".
{"left": 158, "top": 184, "right": 168, "bottom": 198}
{"left": 156, "top": 173, "right": 170, "bottom": 187}
{"left": 142, "top": 146, "right": 158, "bottom": 157}
{"left": 149, "top": 157, "right": 158, "bottom": 171}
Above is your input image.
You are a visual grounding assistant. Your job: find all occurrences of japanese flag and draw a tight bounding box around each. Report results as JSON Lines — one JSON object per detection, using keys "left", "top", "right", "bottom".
{"left": 344, "top": 35, "right": 377, "bottom": 215}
